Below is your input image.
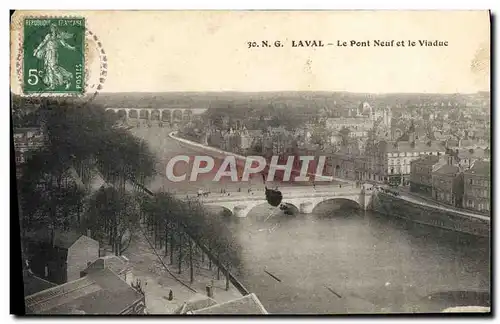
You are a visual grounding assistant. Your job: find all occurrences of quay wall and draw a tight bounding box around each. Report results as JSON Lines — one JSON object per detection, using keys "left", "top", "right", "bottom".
{"left": 371, "top": 192, "right": 490, "bottom": 238}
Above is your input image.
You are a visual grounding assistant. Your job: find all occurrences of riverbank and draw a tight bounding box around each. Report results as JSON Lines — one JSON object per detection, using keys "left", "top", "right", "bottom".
{"left": 372, "top": 191, "right": 490, "bottom": 237}
{"left": 398, "top": 188, "right": 490, "bottom": 219}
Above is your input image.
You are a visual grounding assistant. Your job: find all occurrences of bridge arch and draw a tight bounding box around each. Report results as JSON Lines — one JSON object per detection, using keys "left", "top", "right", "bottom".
{"left": 150, "top": 109, "right": 160, "bottom": 121}
{"left": 281, "top": 202, "right": 300, "bottom": 215}
{"left": 183, "top": 110, "right": 193, "bottom": 122}
{"left": 117, "top": 109, "right": 127, "bottom": 120}
{"left": 241, "top": 201, "right": 300, "bottom": 219}
{"left": 129, "top": 109, "right": 138, "bottom": 119}
{"left": 312, "top": 197, "right": 362, "bottom": 213}
{"left": 172, "top": 109, "right": 183, "bottom": 121}
{"left": 105, "top": 109, "right": 117, "bottom": 121}
{"left": 105, "top": 108, "right": 116, "bottom": 116}
{"left": 204, "top": 205, "right": 233, "bottom": 217}
{"left": 161, "top": 110, "right": 172, "bottom": 122}
{"left": 139, "top": 109, "right": 149, "bottom": 120}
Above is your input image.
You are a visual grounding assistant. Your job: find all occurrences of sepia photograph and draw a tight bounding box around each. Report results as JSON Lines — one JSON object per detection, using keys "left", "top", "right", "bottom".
{"left": 9, "top": 10, "right": 491, "bottom": 315}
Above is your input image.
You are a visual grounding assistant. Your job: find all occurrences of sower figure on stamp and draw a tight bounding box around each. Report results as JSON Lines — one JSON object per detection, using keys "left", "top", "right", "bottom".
{"left": 33, "top": 23, "right": 75, "bottom": 90}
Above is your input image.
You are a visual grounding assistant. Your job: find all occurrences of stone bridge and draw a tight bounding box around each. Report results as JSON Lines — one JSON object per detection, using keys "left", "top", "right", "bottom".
{"left": 176, "top": 185, "right": 373, "bottom": 217}
{"left": 105, "top": 107, "right": 208, "bottom": 122}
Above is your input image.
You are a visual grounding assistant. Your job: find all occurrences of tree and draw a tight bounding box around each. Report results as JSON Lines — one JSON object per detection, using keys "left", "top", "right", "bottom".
{"left": 339, "top": 127, "right": 351, "bottom": 146}
{"left": 310, "top": 123, "right": 330, "bottom": 148}
{"left": 18, "top": 150, "right": 85, "bottom": 233}
{"left": 86, "top": 186, "right": 140, "bottom": 255}
{"left": 139, "top": 191, "right": 243, "bottom": 286}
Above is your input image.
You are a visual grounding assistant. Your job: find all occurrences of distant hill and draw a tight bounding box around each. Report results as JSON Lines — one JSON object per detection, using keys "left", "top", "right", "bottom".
{"left": 11, "top": 91, "right": 488, "bottom": 112}
{"left": 91, "top": 91, "right": 483, "bottom": 110}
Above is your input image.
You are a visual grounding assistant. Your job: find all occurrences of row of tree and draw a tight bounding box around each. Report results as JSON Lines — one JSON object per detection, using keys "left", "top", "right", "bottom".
{"left": 138, "top": 191, "right": 242, "bottom": 288}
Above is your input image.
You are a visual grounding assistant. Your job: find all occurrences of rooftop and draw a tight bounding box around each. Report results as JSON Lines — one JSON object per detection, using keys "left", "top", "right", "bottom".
{"left": 386, "top": 140, "right": 444, "bottom": 153}
{"left": 25, "top": 268, "right": 143, "bottom": 315}
{"left": 433, "top": 164, "right": 460, "bottom": 175}
{"left": 83, "top": 256, "right": 131, "bottom": 277}
{"left": 174, "top": 294, "right": 218, "bottom": 314}
{"left": 413, "top": 155, "right": 440, "bottom": 165}
{"left": 24, "top": 230, "right": 92, "bottom": 249}
{"left": 457, "top": 148, "right": 489, "bottom": 160}
{"left": 191, "top": 293, "right": 268, "bottom": 315}
{"left": 23, "top": 270, "right": 57, "bottom": 297}
{"left": 465, "top": 161, "right": 490, "bottom": 177}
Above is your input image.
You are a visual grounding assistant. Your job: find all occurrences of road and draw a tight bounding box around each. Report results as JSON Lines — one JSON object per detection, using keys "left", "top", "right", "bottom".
{"left": 397, "top": 192, "right": 490, "bottom": 221}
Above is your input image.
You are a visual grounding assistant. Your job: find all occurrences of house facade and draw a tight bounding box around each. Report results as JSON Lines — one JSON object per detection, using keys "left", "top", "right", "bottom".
{"left": 463, "top": 161, "right": 491, "bottom": 214}
{"left": 410, "top": 155, "right": 441, "bottom": 196}
{"left": 25, "top": 230, "right": 99, "bottom": 284}
{"left": 431, "top": 162, "right": 464, "bottom": 208}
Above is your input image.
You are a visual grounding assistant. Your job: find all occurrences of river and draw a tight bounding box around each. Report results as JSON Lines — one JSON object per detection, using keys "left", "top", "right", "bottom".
{"left": 131, "top": 126, "right": 490, "bottom": 314}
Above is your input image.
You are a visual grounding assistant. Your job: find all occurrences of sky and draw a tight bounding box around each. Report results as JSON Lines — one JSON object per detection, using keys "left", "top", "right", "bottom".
{"left": 11, "top": 10, "right": 490, "bottom": 94}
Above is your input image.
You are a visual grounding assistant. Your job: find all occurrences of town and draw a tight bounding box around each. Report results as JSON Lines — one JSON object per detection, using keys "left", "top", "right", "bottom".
{"left": 175, "top": 92, "right": 490, "bottom": 215}
{"left": 13, "top": 90, "right": 491, "bottom": 314}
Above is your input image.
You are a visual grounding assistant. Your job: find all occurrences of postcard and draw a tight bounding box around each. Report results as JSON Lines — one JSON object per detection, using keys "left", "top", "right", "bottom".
{"left": 10, "top": 10, "right": 491, "bottom": 315}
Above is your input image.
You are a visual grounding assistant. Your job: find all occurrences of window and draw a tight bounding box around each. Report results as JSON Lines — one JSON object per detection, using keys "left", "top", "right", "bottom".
{"left": 469, "top": 179, "right": 473, "bottom": 185}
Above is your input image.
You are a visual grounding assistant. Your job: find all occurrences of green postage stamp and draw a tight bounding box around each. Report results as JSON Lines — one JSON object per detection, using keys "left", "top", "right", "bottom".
{"left": 23, "top": 17, "right": 85, "bottom": 95}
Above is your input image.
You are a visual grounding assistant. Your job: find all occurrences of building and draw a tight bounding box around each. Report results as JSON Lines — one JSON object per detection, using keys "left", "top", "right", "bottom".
{"left": 207, "top": 129, "right": 224, "bottom": 148}
{"left": 431, "top": 157, "right": 464, "bottom": 207}
{"left": 325, "top": 117, "right": 374, "bottom": 139}
{"left": 13, "top": 127, "right": 47, "bottom": 178}
{"left": 238, "top": 126, "right": 253, "bottom": 150}
{"left": 82, "top": 255, "right": 135, "bottom": 286}
{"left": 363, "top": 137, "right": 445, "bottom": 186}
{"left": 24, "top": 230, "right": 99, "bottom": 284}
{"left": 410, "top": 155, "right": 441, "bottom": 196}
{"left": 463, "top": 161, "right": 491, "bottom": 214}
{"left": 381, "top": 122, "right": 445, "bottom": 186}
{"left": 456, "top": 148, "right": 490, "bottom": 170}
{"left": 188, "top": 293, "right": 268, "bottom": 315}
{"left": 174, "top": 294, "right": 218, "bottom": 314}
{"left": 24, "top": 267, "right": 145, "bottom": 314}
{"left": 354, "top": 156, "right": 369, "bottom": 182}
{"left": 329, "top": 153, "right": 356, "bottom": 180}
